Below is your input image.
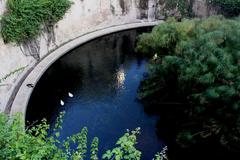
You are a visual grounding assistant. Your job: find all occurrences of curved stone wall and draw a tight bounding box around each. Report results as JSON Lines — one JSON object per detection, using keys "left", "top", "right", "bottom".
{"left": 0, "top": 0, "right": 217, "bottom": 114}
{"left": 0, "top": 0, "right": 163, "bottom": 114}
{"left": 10, "top": 22, "right": 161, "bottom": 118}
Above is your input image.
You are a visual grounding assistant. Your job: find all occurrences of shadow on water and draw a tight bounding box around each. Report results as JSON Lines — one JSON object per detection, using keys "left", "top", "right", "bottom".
{"left": 140, "top": 85, "right": 240, "bottom": 160}
{"left": 26, "top": 28, "right": 166, "bottom": 159}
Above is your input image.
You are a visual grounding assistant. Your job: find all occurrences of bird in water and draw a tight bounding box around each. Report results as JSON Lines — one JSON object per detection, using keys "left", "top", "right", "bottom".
{"left": 60, "top": 100, "right": 64, "bottom": 106}
{"left": 68, "top": 92, "right": 74, "bottom": 97}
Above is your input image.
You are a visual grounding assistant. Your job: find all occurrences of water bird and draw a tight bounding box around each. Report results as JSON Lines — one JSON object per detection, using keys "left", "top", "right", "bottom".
{"left": 68, "top": 92, "right": 74, "bottom": 97}
{"left": 153, "top": 53, "right": 158, "bottom": 60}
{"left": 60, "top": 100, "right": 64, "bottom": 106}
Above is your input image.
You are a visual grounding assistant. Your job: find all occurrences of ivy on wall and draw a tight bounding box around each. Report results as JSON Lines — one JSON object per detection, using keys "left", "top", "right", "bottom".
{"left": 164, "top": 0, "right": 194, "bottom": 17}
{"left": 0, "top": 0, "right": 72, "bottom": 44}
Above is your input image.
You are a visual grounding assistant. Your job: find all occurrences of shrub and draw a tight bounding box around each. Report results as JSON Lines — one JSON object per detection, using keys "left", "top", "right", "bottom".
{"left": 0, "top": 0, "right": 71, "bottom": 44}
{"left": 136, "top": 16, "right": 240, "bottom": 150}
{"left": 0, "top": 113, "right": 167, "bottom": 160}
{"left": 102, "top": 128, "right": 142, "bottom": 160}
{"left": 0, "top": 112, "right": 97, "bottom": 159}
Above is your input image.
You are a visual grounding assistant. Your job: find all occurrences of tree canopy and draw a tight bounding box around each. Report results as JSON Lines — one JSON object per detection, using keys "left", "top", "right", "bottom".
{"left": 136, "top": 16, "right": 240, "bottom": 150}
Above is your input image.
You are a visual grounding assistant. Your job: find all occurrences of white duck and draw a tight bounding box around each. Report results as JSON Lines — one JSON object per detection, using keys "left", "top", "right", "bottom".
{"left": 68, "top": 92, "right": 74, "bottom": 98}
{"left": 60, "top": 100, "right": 65, "bottom": 106}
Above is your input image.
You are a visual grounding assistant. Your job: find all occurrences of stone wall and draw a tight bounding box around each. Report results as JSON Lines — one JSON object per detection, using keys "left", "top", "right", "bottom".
{"left": 0, "top": 0, "right": 218, "bottom": 113}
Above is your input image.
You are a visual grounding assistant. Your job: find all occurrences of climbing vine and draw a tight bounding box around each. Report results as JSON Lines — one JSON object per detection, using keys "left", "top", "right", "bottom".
{"left": 0, "top": 0, "right": 71, "bottom": 44}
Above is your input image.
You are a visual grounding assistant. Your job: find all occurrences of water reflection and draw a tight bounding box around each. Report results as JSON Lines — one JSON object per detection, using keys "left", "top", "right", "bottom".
{"left": 115, "top": 65, "right": 125, "bottom": 90}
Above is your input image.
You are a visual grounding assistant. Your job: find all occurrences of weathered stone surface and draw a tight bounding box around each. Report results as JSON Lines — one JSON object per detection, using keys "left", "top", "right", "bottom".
{"left": 192, "top": 0, "right": 218, "bottom": 18}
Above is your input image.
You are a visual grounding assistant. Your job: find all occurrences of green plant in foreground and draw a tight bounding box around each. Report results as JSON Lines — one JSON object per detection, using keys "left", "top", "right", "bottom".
{"left": 102, "top": 128, "right": 141, "bottom": 160}
{"left": 0, "top": 0, "right": 71, "bottom": 44}
{"left": 90, "top": 137, "right": 99, "bottom": 160}
{"left": 136, "top": 16, "right": 240, "bottom": 150}
{"left": 0, "top": 114, "right": 94, "bottom": 160}
{"left": 0, "top": 112, "right": 97, "bottom": 160}
{"left": 0, "top": 113, "right": 167, "bottom": 160}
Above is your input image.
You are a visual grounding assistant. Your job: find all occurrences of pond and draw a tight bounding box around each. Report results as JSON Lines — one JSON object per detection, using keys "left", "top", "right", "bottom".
{"left": 26, "top": 28, "right": 165, "bottom": 159}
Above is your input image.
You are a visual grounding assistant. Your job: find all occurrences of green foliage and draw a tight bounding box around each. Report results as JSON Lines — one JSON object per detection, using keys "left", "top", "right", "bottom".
{"left": 90, "top": 137, "right": 99, "bottom": 160}
{"left": 153, "top": 146, "right": 168, "bottom": 160}
{"left": 0, "top": 0, "right": 71, "bottom": 44}
{"left": 136, "top": 16, "right": 240, "bottom": 150}
{"left": 102, "top": 128, "right": 141, "bottom": 160}
{"left": 165, "top": 0, "right": 190, "bottom": 16}
{"left": 0, "top": 112, "right": 97, "bottom": 160}
{"left": 0, "top": 113, "right": 166, "bottom": 160}
{"left": 208, "top": 0, "right": 240, "bottom": 16}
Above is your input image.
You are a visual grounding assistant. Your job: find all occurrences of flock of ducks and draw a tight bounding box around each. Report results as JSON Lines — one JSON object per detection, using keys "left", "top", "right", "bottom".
{"left": 60, "top": 92, "right": 74, "bottom": 106}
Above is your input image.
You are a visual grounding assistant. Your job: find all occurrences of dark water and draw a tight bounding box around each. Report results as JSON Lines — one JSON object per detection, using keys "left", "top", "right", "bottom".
{"left": 26, "top": 28, "right": 165, "bottom": 159}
